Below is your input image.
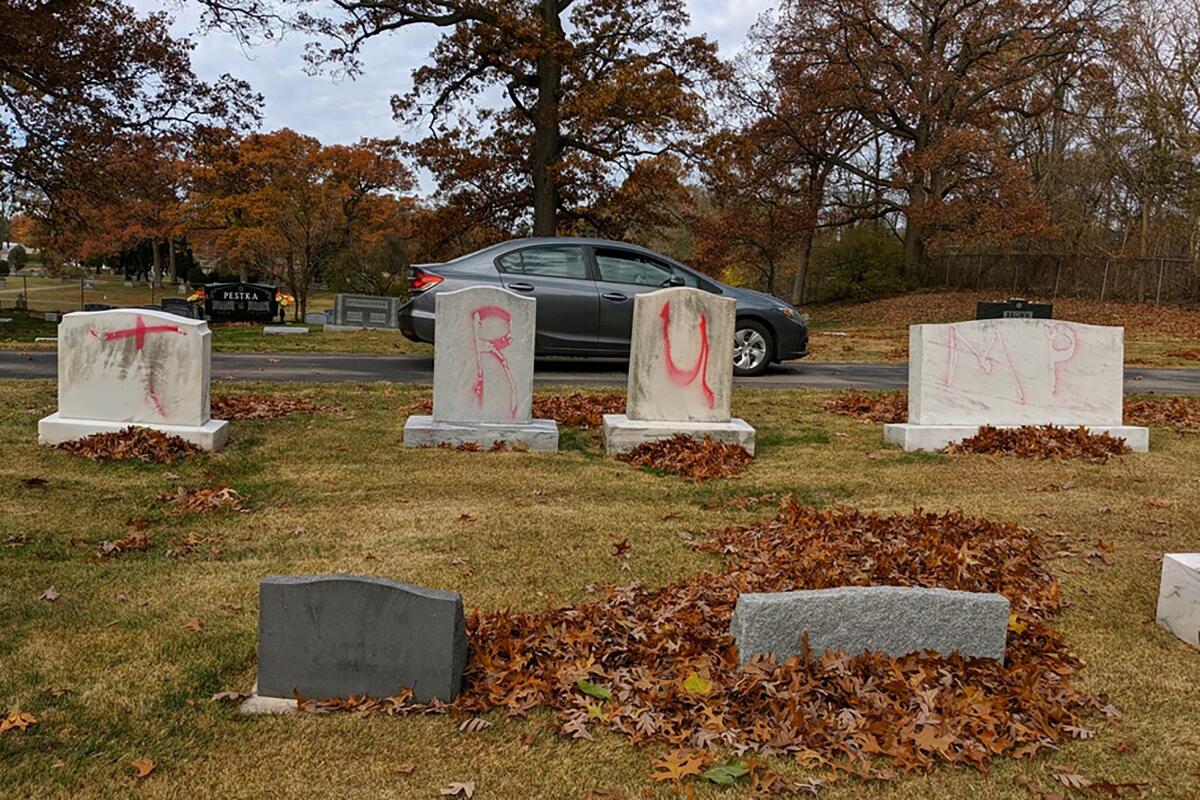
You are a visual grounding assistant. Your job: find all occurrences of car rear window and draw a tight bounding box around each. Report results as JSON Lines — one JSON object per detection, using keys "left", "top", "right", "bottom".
{"left": 497, "top": 246, "right": 588, "bottom": 280}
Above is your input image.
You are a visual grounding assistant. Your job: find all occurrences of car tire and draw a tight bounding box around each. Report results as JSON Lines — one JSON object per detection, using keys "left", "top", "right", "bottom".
{"left": 733, "top": 319, "right": 774, "bottom": 377}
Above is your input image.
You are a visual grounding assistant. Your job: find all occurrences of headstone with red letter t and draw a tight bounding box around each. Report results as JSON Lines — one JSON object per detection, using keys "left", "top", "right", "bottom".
{"left": 403, "top": 286, "right": 558, "bottom": 451}
{"left": 37, "top": 308, "right": 229, "bottom": 451}
{"left": 601, "top": 287, "right": 755, "bottom": 455}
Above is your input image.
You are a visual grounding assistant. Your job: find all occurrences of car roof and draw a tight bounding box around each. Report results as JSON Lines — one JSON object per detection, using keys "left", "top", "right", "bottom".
{"left": 484, "top": 237, "right": 678, "bottom": 260}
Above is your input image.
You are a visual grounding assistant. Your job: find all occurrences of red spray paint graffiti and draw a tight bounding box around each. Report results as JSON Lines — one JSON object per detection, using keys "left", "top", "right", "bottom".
{"left": 470, "top": 305, "right": 517, "bottom": 418}
{"left": 89, "top": 314, "right": 187, "bottom": 418}
{"left": 1043, "top": 322, "right": 1079, "bottom": 395}
{"left": 940, "top": 321, "right": 1081, "bottom": 403}
{"left": 659, "top": 300, "right": 715, "bottom": 409}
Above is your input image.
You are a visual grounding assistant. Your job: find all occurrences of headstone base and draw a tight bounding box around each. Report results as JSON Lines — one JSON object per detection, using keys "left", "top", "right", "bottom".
{"left": 323, "top": 323, "right": 398, "bottom": 333}
{"left": 403, "top": 415, "right": 558, "bottom": 452}
{"left": 601, "top": 414, "right": 756, "bottom": 455}
{"left": 883, "top": 423, "right": 1149, "bottom": 453}
{"left": 38, "top": 413, "right": 229, "bottom": 452}
{"left": 262, "top": 325, "right": 309, "bottom": 335}
{"left": 239, "top": 682, "right": 297, "bottom": 715}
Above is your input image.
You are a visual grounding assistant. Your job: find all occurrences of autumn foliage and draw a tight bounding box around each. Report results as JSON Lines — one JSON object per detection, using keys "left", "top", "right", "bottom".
{"left": 57, "top": 427, "right": 201, "bottom": 464}
{"left": 818, "top": 391, "right": 908, "bottom": 425}
{"left": 617, "top": 435, "right": 753, "bottom": 482}
{"left": 210, "top": 393, "right": 332, "bottom": 421}
{"left": 944, "top": 425, "right": 1132, "bottom": 462}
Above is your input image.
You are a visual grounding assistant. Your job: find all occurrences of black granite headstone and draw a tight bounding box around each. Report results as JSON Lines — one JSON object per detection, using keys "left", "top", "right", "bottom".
{"left": 975, "top": 298, "right": 1052, "bottom": 320}
{"left": 204, "top": 282, "right": 278, "bottom": 322}
{"left": 257, "top": 574, "right": 469, "bottom": 703}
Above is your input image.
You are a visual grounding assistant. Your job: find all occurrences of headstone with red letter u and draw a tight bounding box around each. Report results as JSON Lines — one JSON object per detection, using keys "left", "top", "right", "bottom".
{"left": 601, "top": 287, "right": 755, "bottom": 455}
{"left": 37, "top": 308, "right": 229, "bottom": 451}
{"left": 403, "top": 286, "right": 558, "bottom": 451}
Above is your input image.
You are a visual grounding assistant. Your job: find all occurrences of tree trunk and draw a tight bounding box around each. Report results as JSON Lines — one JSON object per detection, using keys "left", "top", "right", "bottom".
{"left": 168, "top": 239, "right": 177, "bottom": 282}
{"left": 151, "top": 240, "right": 162, "bottom": 288}
{"left": 790, "top": 225, "right": 815, "bottom": 306}
{"left": 530, "top": 0, "right": 563, "bottom": 236}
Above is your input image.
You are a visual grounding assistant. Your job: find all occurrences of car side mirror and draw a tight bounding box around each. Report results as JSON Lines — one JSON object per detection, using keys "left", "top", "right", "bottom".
{"left": 664, "top": 275, "right": 685, "bottom": 288}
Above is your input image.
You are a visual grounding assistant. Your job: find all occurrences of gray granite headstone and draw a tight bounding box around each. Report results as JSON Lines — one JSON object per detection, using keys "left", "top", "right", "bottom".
{"left": 331, "top": 294, "right": 402, "bottom": 329}
{"left": 730, "top": 586, "right": 1009, "bottom": 663}
{"left": 257, "top": 574, "right": 469, "bottom": 703}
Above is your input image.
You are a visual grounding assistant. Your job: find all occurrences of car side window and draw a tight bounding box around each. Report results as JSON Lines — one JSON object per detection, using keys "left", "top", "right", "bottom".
{"left": 594, "top": 248, "right": 674, "bottom": 286}
{"left": 497, "top": 246, "right": 588, "bottom": 280}
{"left": 671, "top": 267, "right": 700, "bottom": 288}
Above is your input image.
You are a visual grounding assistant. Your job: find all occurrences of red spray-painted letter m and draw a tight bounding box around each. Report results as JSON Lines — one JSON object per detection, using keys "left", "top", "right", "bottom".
{"left": 659, "top": 300, "right": 715, "bottom": 409}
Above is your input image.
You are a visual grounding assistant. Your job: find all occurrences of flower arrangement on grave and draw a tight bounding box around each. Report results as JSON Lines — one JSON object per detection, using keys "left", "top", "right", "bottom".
{"left": 275, "top": 291, "right": 295, "bottom": 308}
{"left": 186, "top": 288, "right": 205, "bottom": 304}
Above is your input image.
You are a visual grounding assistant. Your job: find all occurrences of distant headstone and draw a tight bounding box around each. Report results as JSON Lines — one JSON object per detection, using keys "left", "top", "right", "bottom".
{"left": 404, "top": 286, "right": 557, "bottom": 451}
{"left": 37, "top": 309, "right": 228, "bottom": 451}
{"left": 176, "top": 284, "right": 186, "bottom": 294}
{"left": 730, "top": 586, "right": 1010, "bottom": 663}
{"left": 304, "top": 311, "right": 327, "bottom": 325}
{"left": 976, "top": 298, "right": 1052, "bottom": 320}
{"left": 1157, "top": 553, "right": 1200, "bottom": 650}
{"left": 602, "top": 287, "right": 754, "bottom": 454}
{"left": 263, "top": 325, "right": 308, "bottom": 335}
{"left": 160, "top": 298, "right": 197, "bottom": 319}
{"left": 883, "top": 319, "right": 1148, "bottom": 451}
{"left": 124, "top": 280, "right": 133, "bottom": 287}
{"left": 42, "top": 312, "right": 59, "bottom": 323}
{"left": 203, "top": 282, "right": 278, "bottom": 322}
{"left": 326, "top": 293, "right": 402, "bottom": 331}
{"left": 83, "top": 303, "right": 115, "bottom": 312}
{"left": 255, "top": 575, "right": 469, "bottom": 703}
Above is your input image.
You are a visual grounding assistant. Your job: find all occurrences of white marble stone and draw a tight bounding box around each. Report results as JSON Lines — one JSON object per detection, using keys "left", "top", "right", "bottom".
{"left": 432, "top": 286, "right": 537, "bottom": 424}
{"left": 262, "top": 325, "right": 308, "bottom": 335}
{"left": 888, "top": 318, "right": 1147, "bottom": 451}
{"left": 403, "top": 416, "right": 558, "bottom": 452}
{"left": 884, "top": 423, "right": 1149, "bottom": 453}
{"left": 601, "top": 414, "right": 756, "bottom": 455}
{"left": 37, "top": 309, "right": 228, "bottom": 451}
{"left": 1157, "top": 553, "right": 1200, "bottom": 650}
{"left": 626, "top": 287, "right": 736, "bottom": 423}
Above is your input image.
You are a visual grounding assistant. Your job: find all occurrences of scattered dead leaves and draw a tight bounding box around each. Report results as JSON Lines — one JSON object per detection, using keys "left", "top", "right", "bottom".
{"left": 39, "top": 586, "right": 59, "bottom": 602}
{"left": 439, "top": 782, "right": 475, "bottom": 798}
{"left": 131, "top": 758, "right": 156, "bottom": 779}
{"left": 532, "top": 393, "right": 626, "bottom": 428}
{"left": 159, "top": 486, "right": 246, "bottom": 514}
{"left": 1125, "top": 397, "right": 1200, "bottom": 431}
{"left": 58, "top": 427, "right": 201, "bottom": 464}
{"left": 944, "top": 425, "right": 1131, "bottom": 462}
{"left": 457, "top": 502, "right": 1099, "bottom": 776}
{"left": 616, "top": 435, "right": 752, "bottom": 482}
{"left": 1, "top": 710, "right": 37, "bottom": 735}
{"left": 818, "top": 391, "right": 908, "bottom": 424}
{"left": 210, "top": 393, "right": 332, "bottom": 420}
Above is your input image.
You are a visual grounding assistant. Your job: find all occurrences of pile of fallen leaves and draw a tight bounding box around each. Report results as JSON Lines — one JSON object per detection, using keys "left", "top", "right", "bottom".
{"left": 617, "top": 435, "right": 752, "bottom": 481}
{"left": 210, "top": 393, "right": 330, "bottom": 420}
{"left": 944, "top": 425, "right": 1131, "bottom": 462}
{"left": 159, "top": 486, "right": 246, "bottom": 514}
{"left": 1125, "top": 397, "right": 1200, "bottom": 431}
{"left": 818, "top": 391, "right": 908, "bottom": 424}
{"left": 58, "top": 427, "right": 201, "bottom": 464}
{"left": 453, "top": 502, "right": 1100, "bottom": 777}
{"left": 531, "top": 393, "right": 625, "bottom": 428}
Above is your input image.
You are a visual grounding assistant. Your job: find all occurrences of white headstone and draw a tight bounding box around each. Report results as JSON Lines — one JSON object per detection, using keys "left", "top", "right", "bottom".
{"left": 1157, "top": 553, "right": 1200, "bottom": 650}
{"left": 432, "top": 286, "right": 536, "bottom": 424}
{"left": 404, "top": 286, "right": 556, "bottom": 451}
{"left": 626, "top": 287, "right": 736, "bottom": 423}
{"left": 602, "top": 287, "right": 754, "bottom": 454}
{"left": 38, "top": 309, "right": 228, "bottom": 450}
{"left": 884, "top": 318, "right": 1148, "bottom": 451}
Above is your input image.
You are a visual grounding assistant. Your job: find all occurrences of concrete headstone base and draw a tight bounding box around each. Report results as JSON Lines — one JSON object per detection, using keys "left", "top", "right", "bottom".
{"left": 38, "top": 413, "right": 230, "bottom": 452}
{"left": 403, "top": 415, "right": 558, "bottom": 452}
{"left": 601, "top": 414, "right": 756, "bottom": 456}
{"left": 323, "top": 323, "right": 399, "bottom": 333}
{"left": 262, "top": 326, "right": 309, "bottom": 335}
{"left": 239, "top": 682, "right": 297, "bottom": 715}
{"left": 883, "top": 422, "right": 1149, "bottom": 453}
{"left": 1156, "top": 553, "right": 1200, "bottom": 650}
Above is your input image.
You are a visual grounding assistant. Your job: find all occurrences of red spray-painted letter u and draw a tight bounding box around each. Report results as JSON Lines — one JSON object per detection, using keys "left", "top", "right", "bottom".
{"left": 659, "top": 301, "right": 715, "bottom": 409}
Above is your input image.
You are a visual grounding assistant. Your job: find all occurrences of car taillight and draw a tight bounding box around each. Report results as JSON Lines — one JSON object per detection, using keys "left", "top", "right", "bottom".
{"left": 409, "top": 268, "right": 444, "bottom": 292}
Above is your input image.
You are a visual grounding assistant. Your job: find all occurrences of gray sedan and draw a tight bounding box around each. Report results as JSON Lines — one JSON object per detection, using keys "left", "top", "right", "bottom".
{"left": 398, "top": 237, "right": 809, "bottom": 376}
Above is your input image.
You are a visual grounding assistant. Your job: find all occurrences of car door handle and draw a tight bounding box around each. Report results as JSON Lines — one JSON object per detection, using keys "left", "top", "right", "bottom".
{"left": 601, "top": 292, "right": 628, "bottom": 302}
{"left": 508, "top": 282, "right": 534, "bottom": 292}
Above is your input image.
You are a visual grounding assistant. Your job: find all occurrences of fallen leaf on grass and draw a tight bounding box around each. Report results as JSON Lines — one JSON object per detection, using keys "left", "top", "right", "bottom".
{"left": 39, "top": 586, "right": 60, "bottom": 602}
{"left": 439, "top": 781, "right": 475, "bottom": 797}
{"left": 458, "top": 717, "right": 491, "bottom": 733}
{"left": 211, "top": 691, "right": 249, "bottom": 703}
{"left": 1051, "top": 765, "right": 1092, "bottom": 789}
{"left": 818, "top": 391, "right": 907, "bottom": 424}
{"left": 182, "top": 618, "right": 204, "bottom": 632}
{"left": 210, "top": 393, "right": 332, "bottom": 420}
{"left": 651, "top": 749, "right": 709, "bottom": 783}
{"left": 160, "top": 486, "right": 246, "bottom": 514}
{"left": 219, "top": 602, "right": 242, "bottom": 612}
{"left": 617, "top": 435, "right": 751, "bottom": 482}
{"left": 945, "top": 425, "right": 1129, "bottom": 462}
{"left": 702, "top": 759, "right": 750, "bottom": 785}
{"left": 131, "top": 758, "right": 156, "bottom": 779}
{"left": 395, "top": 764, "right": 416, "bottom": 776}
{"left": 0, "top": 710, "right": 37, "bottom": 735}
{"left": 59, "top": 427, "right": 200, "bottom": 464}
{"left": 681, "top": 672, "right": 712, "bottom": 697}
{"left": 576, "top": 679, "right": 612, "bottom": 701}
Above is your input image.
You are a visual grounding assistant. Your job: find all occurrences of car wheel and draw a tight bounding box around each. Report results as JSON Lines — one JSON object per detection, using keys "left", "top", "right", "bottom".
{"left": 733, "top": 320, "right": 773, "bottom": 377}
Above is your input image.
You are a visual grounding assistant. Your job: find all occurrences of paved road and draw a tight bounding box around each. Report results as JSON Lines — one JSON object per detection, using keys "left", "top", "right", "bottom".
{"left": 2, "top": 350, "right": 1198, "bottom": 394}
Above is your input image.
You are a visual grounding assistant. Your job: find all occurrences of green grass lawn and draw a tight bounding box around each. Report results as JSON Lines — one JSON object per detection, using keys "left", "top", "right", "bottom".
{"left": 2, "top": 381, "right": 1198, "bottom": 798}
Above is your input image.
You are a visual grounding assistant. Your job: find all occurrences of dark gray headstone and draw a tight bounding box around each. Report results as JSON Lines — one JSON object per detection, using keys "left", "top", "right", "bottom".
{"left": 332, "top": 294, "right": 401, "bottom": 329}
{"left": 258, "top": 574, "right": 468, "bottom": 703}
{"left": 730, "top": 586, "right": 1009, "bottom": 663}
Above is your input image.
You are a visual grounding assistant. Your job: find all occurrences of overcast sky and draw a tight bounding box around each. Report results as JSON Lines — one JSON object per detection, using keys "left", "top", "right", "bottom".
{"left": 136, "top": 1, "right": 773, "bottom": 145}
